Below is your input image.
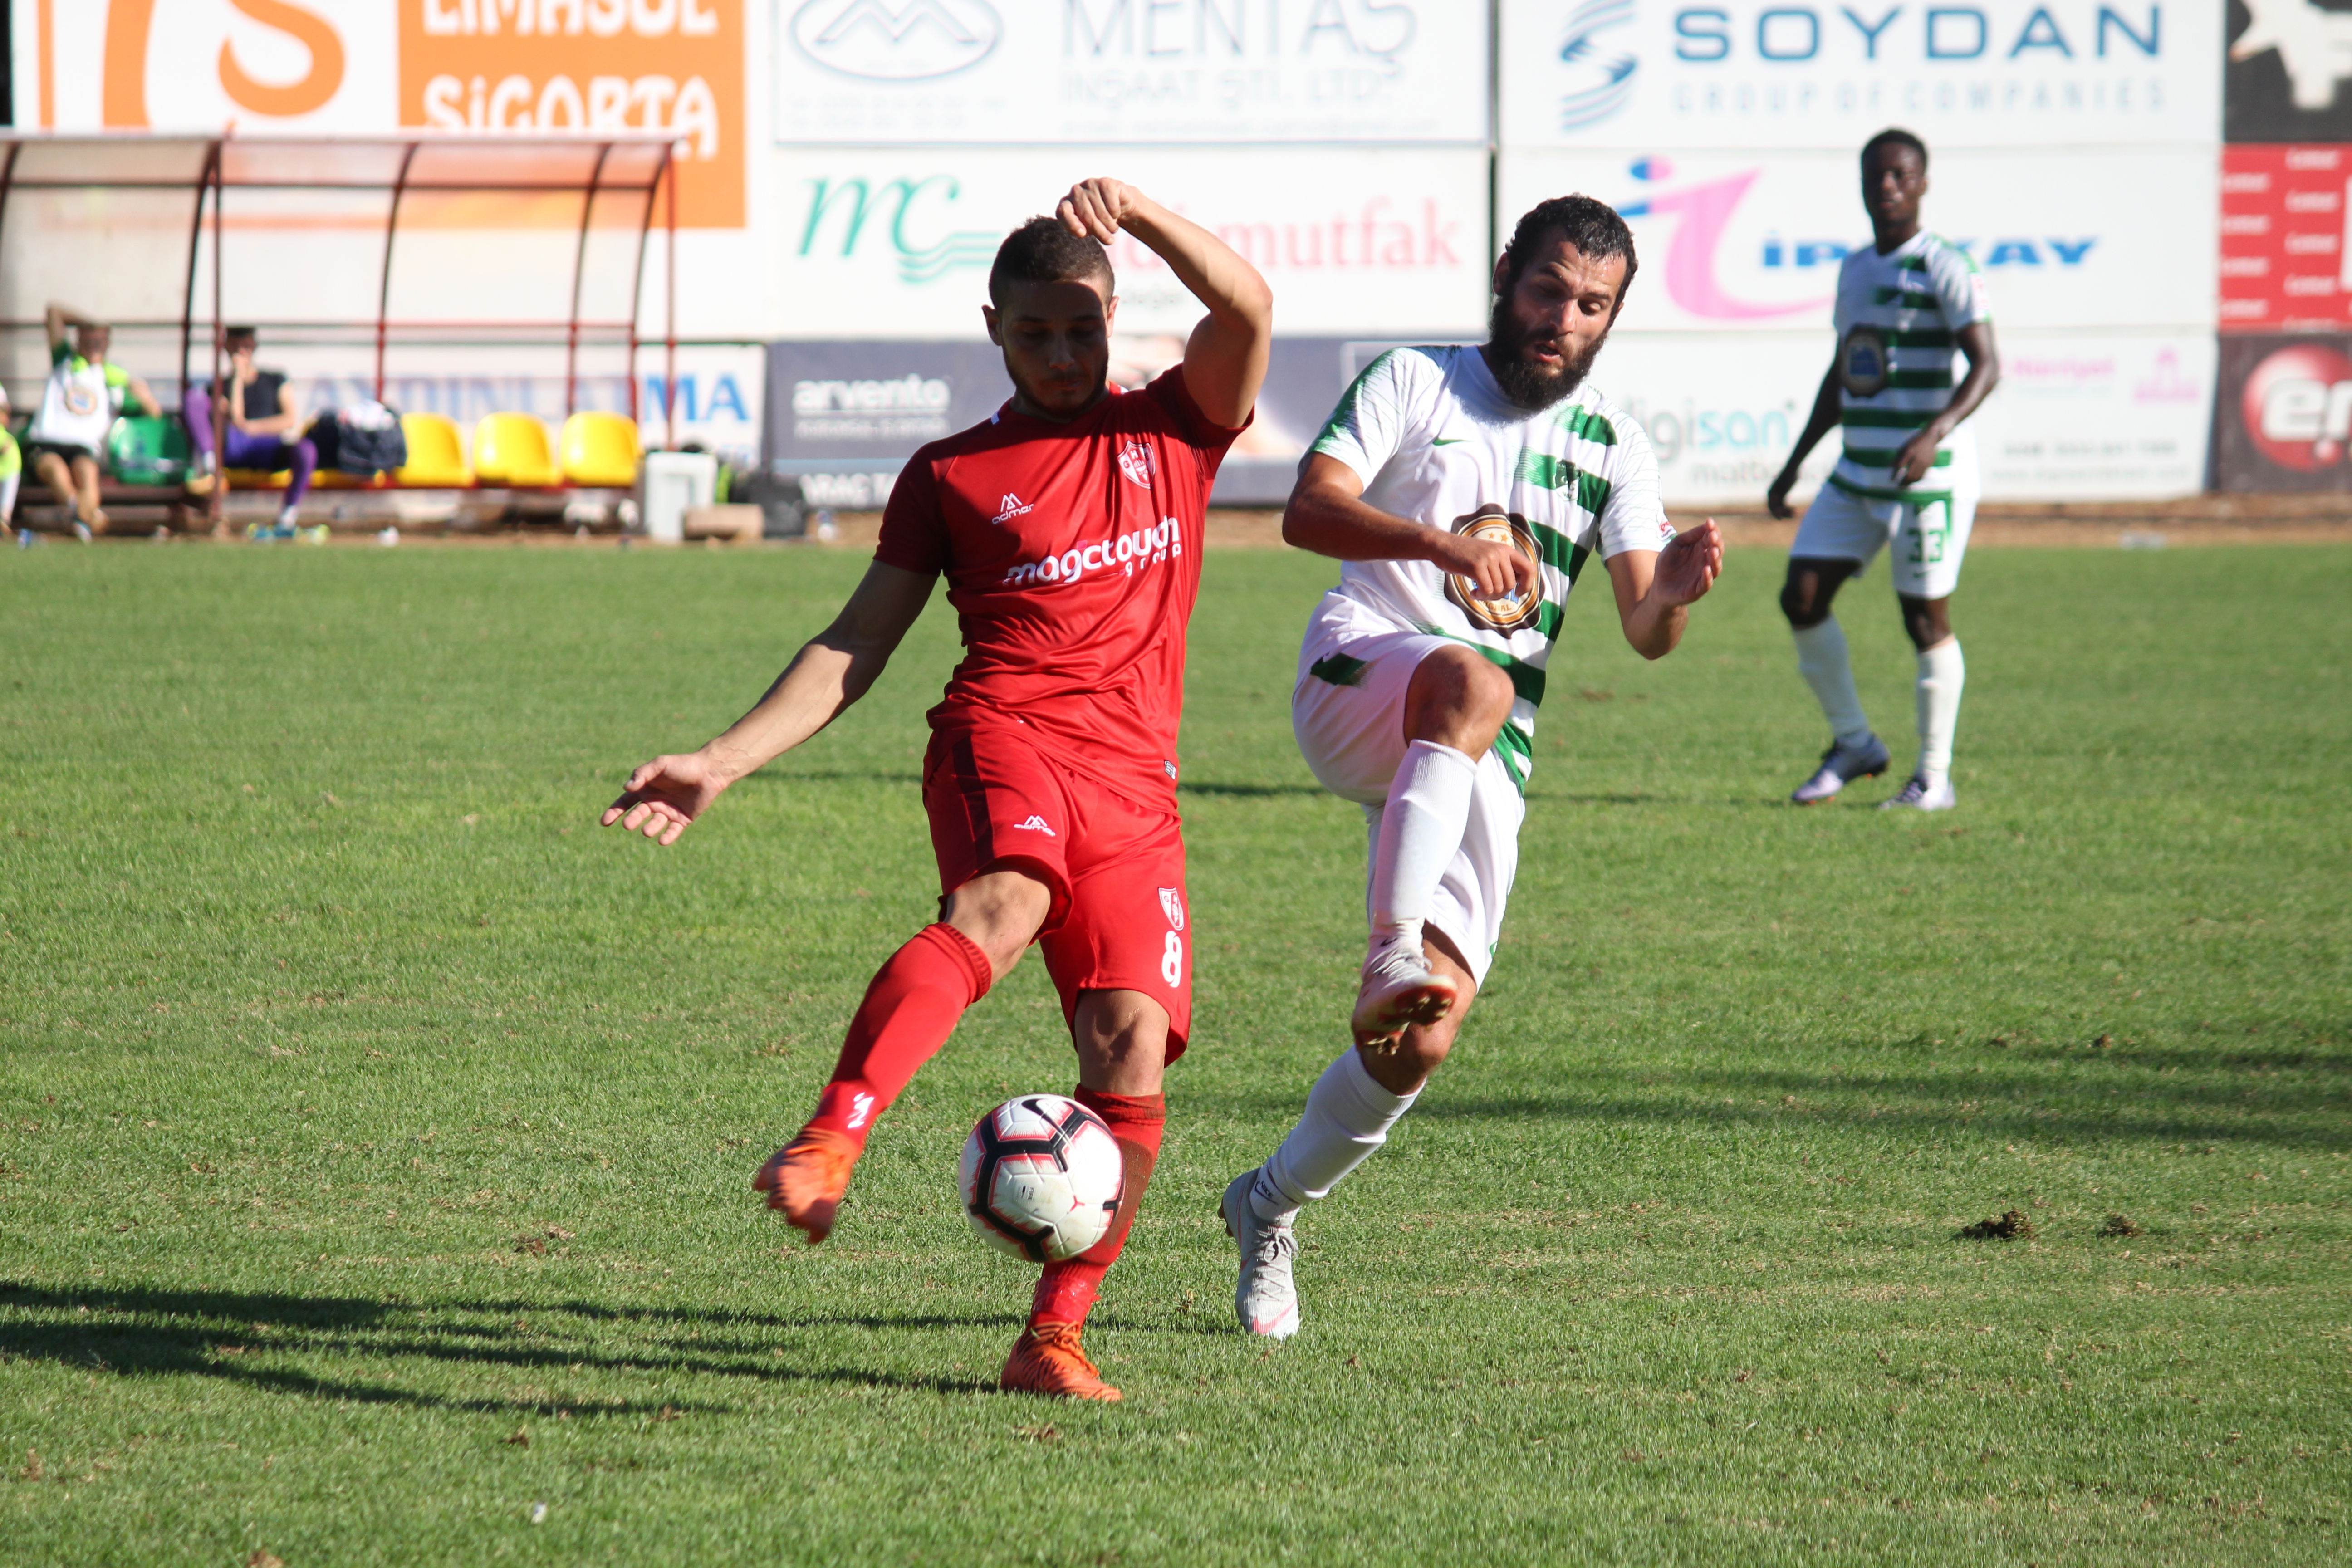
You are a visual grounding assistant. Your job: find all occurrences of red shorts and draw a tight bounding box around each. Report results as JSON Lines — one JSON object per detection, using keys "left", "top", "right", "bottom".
{"left": 923, "top": 723, "right": 1191, "bottom": 1054}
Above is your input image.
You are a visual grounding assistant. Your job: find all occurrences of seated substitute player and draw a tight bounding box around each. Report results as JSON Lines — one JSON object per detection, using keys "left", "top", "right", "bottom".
{"left": 24, "top": 303, "right": 161, "bottom": 541}
{"left": 1764, "top": 127, "right": 1999, "bottom": 811}
{"left": 1219, "top": 196, "right": 1722, "bottom": 1338}
{"left": 602, "top": 179, "right": 1271, "bottom": 1401}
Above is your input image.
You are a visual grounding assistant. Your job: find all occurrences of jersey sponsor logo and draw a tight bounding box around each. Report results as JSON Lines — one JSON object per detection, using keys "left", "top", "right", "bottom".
{"left": 1116, "top": 442, "right": 1157, "bottom": 487}
{"left": 992, "top": 492, "right": 1033, "bottom": 524}
{"left": 1443, "top": 507, "right": 1545, "bottom": 634}
{"left": 1158, "top": 887, "right": 1186, "bottom": 931}
{"left": 1838, "top": 325, "right": 1891, "bottom": 397}
{"left": 1012, "top": 814, "right": 1056, "bottom": 836}
{"left": 999, "top": 517, "right": 1183, "bottom": 587}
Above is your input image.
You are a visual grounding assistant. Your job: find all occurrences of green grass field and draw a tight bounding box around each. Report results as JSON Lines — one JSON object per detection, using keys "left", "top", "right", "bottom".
{"left": 2, "top": 539, "right": 2347, "bottom": 1566}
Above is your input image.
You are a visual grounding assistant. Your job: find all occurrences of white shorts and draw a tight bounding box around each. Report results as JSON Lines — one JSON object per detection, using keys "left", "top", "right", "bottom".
{"left": 1292, "top": 598, "right": 1525, "bottom": 986}
{"left": 1791, "top": 478, "right": 1976, "bottom": 599}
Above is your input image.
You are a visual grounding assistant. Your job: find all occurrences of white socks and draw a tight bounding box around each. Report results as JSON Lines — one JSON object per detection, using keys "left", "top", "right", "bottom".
{"left": 1915, "top": 638, "right": 1965, "bottom": 789}
{"left": 1792, "top": 617, "right": 1872, "bottom": 746}
{"left": 1251, "top": 1049, "right": 1418, "bottom": 1222}
{"left": 1367, "top": 739, "right": 1477, "bottom": 955}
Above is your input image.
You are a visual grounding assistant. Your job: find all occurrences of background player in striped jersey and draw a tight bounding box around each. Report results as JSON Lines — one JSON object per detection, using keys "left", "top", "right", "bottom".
{"left": 1765, "top": 128, "right": 2001, "bottom": 812}
{"left": 1219, "top": 196, "right": 1722, "bottom": 1338}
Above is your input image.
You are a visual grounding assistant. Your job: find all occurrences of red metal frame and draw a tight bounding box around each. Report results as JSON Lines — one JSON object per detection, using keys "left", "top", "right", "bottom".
{"left": 0, "top": 131, "right": 681, "bottom": 526}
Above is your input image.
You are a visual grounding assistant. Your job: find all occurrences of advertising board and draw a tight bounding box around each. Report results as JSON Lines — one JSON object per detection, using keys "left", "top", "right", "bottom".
{"left": 2210, "top": 330, "right": 2352, "bottom": 490}
{"left": 13, "top": 0, "right": 748, "bottom": 226}
{"left": 1500, "top": 0, "right": 2221, "bottom": 150}
{"left": 764, "top": 147, "right": 1493, "bottom": 339}
{"left": 771, "top": 0, "right": 1489, "bottom": 146}
{"left": 1583, "top": 328, "right": 2212, "bottom": 502}
{"left": 2225, "top": 0, "right": 2352, "bottom": 142}
{"left": 1500, "top": 147, "right": 2218, "bottom": 334}
{"left": 2219, "top": 142, "right": 2352, "bottom": 331}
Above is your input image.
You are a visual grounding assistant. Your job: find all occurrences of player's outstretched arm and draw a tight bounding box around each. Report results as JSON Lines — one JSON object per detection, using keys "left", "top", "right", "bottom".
{"left": 1891, "top": 322, "right": 1999, "bottom": 485}
{"left": 600, "top": 561, "right": 936, "bottom": 845}
{"left": 1283, "top": 454, "right": 1540, "bottom": 604}
{"left": 1605, "top": 519, "right": 1724, "bottom": 661}
{"left": 1058, "top": 179, "right": 1271, "bottom": 428}
{"left": 1767, "top": 364, "right": 1843, "bottom": 519}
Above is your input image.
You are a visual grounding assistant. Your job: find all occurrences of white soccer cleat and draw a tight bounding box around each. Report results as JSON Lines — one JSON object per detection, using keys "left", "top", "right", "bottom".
{"left": 1349, "top": 932, "right": 1456, "bottom": 1045}
{"left": 1221, "top": 1171, "right": 1299, "bottom": 1340}
{"left": 1790, "top": 734, "right": 1891, "bottom": 804}
{"left": 1879, "top": 775, "right": 1957, "bottom": 812}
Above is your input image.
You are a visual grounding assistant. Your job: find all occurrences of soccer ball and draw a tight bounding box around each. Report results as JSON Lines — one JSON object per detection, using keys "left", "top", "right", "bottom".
{"left": 958, "top": 1095, "right": 1125, "bottom": 1263}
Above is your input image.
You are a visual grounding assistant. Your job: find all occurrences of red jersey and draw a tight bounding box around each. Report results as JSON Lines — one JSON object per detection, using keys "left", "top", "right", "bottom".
{"left": 875, "top": 366, "right": 1245, "bottom": 807}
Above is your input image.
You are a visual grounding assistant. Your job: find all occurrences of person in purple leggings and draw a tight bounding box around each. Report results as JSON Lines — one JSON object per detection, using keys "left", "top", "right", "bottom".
{"left": 185, "top": 326, "right": 315, "bottom": 532}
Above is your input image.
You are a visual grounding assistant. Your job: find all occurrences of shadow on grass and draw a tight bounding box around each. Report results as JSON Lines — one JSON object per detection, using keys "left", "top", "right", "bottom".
{"left": 1193, "top": 1050, "right": 2352, "bottom": 1151}
{"left": 1178, "top": 781, "right": 1326, "bottom": 799}
{"left": 0, "top": 1283, "right": 1013, "bottom": 1411}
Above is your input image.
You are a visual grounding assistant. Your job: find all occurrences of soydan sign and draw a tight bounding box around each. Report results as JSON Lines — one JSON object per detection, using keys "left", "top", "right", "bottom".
{"left": 1502, "top": 0, "right": 2221, "bottom": 148}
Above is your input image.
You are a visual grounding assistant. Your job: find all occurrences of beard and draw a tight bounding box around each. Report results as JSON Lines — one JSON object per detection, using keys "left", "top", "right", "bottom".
{"left": 1484, "top": 295, "right": 1608, "bottom": 411}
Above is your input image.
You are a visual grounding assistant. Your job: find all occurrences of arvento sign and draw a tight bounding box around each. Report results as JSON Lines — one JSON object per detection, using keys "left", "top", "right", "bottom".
{"left": 14, "top": 0, "right": 746, "bottom": 226}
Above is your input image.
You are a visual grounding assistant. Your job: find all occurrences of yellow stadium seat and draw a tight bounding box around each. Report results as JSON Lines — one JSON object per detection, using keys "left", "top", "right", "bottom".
{"left": 559, "top": 411, "right": 642, "bottom": 487}
{"left": 472, "top": 412, "right": 562, "bottom": 488}
{"left": 393, "top": 412, "right": 472, "bottom": 487}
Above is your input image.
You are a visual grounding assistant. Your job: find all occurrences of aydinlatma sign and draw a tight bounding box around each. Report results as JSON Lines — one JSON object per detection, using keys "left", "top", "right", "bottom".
{"left": 1501, "top": 0, "right": 2222, "bottom": 149}
{"left": 12, "top": 0, "right": 746, "bottom": 226}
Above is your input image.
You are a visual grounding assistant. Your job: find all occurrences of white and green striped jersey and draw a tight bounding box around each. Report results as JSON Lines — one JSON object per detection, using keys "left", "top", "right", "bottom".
{"left": 1305, "top": 344, "right": 1672, "bottom": 791}
{"left": 1828, "top": 232, "right": 1989, "bottom": 504}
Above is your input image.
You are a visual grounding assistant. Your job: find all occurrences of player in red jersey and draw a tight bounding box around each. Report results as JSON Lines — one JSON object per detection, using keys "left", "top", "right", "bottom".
{"left": 602, "top": 179, "right": 1271, "bottom": 1401}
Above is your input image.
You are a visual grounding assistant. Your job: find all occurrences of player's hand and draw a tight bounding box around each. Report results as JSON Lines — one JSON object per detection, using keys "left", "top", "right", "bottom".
{"left": 1057, "top": 179, "right": 1144, "bottom": 244}
{"left": 1891, "top": 430, "right": 1941, "bottom": 485}
{"left": 601, "top": 751, "right": 729, "bottom": 847}
{"left": 1765, "top": 470, "right": 1796, "bottom": 520}
{"left": 1429, "top": 528, "right": 1540, "bottom": 605}
{"left": 1651, "top": 519, "right": 1724, "bottom": 607}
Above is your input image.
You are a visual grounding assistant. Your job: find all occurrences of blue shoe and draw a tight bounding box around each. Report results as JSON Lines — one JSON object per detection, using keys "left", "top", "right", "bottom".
{"left": 1791, "top": 734, "right": 1891, "bottom": 804}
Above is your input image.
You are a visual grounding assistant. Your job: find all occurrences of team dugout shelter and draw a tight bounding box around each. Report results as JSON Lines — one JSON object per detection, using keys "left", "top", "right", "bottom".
{"left": 0, "top": 130, "right": 685, "bottom": 532}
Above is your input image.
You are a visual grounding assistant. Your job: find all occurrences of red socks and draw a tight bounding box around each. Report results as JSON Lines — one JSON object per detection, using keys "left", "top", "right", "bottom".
{"left": 805, "top": 923, "right": 994, "bottom": 1154}
{"left": 803, "top": 927, "right": 1166, "bottom": 1332}
{"left": 1030, "top": 1087, "right": 1166, "bottom": 1329}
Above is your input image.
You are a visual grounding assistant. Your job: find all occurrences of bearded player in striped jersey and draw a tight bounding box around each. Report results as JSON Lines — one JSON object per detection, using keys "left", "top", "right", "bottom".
{"left": 1219, "top": 196, "right": 1723, "bottom": 1338}
{"left": 1766, "top": 128, "right": 2000, "bottom": 811}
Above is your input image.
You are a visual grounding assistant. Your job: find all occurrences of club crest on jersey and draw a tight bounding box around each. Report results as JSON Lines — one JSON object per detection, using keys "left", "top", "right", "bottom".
{"left": 992, "top": 493, "right": 1033, "bottom": 525}
{"left": 1443, "top": 507, "right": 1545, "bottom": 634}
{"left": 1158, "top": 887, "right": 1185, "bottom": 931}
{"left": 1117, "top": 443, "right": 1156, "bottom": 488}
{"left": 1838, "top": 325, "right": 1891, "bottom": 398}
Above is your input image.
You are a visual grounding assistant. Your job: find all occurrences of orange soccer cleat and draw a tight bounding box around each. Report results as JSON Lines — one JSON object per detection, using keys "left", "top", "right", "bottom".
{"left": 751, "top": 1126, "right": 859, "bottom": 1244}
{"left": 1000, "top": 1322, "right": 1123, "bottom": 1402}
